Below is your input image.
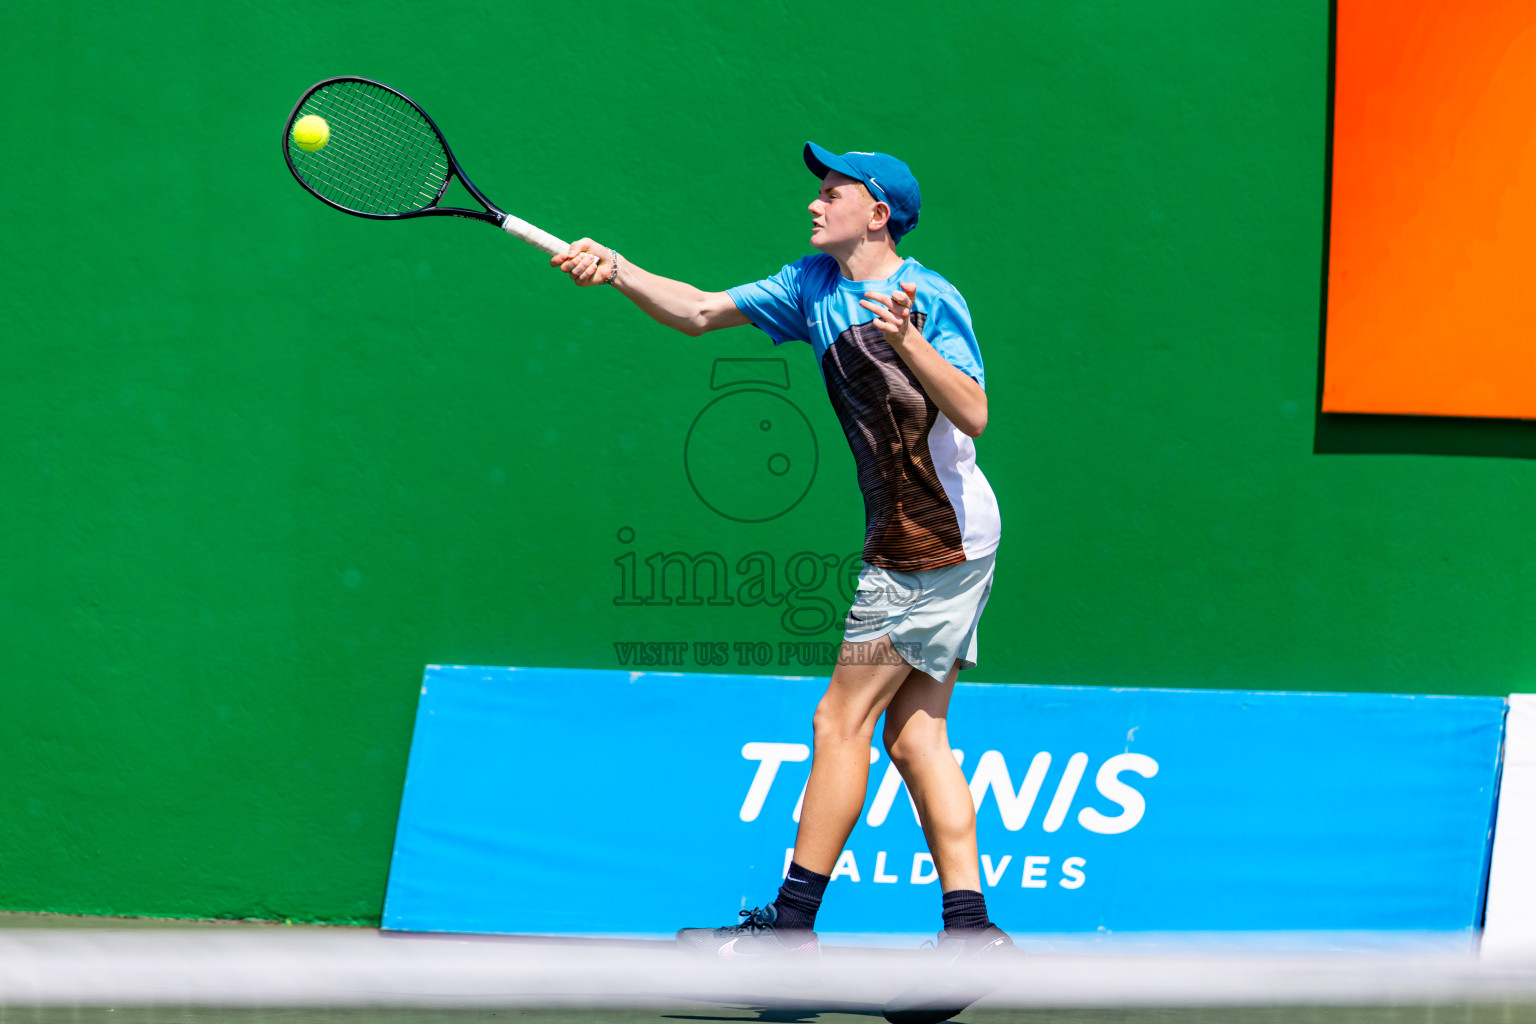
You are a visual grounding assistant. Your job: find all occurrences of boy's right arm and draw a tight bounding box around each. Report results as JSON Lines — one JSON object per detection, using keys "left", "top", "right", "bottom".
{"left": 550, "top": 239, "right": 749, "bottom": 337}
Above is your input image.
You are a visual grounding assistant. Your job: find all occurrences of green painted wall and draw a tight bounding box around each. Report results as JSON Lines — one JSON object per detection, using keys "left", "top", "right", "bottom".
{"left": 1, "top": 0, "right": 1530, "bottom": 923}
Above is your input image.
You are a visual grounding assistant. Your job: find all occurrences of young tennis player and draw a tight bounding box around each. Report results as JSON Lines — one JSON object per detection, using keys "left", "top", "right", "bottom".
{"left": 551, "top": 144, "right": 1011, "bottom": 1016}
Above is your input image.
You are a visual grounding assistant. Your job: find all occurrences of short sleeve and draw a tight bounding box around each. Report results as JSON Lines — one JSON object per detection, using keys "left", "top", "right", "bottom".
{"left": 923, "top": 288, "right": 987, "bottom": 390}
{"left": 727, "top": 258, "right": 816, "bottom": 345}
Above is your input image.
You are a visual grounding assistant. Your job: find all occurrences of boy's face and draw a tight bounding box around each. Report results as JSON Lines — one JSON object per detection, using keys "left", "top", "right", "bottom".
{"left": 809, "top": 171, "right": 881, "bottom": 252}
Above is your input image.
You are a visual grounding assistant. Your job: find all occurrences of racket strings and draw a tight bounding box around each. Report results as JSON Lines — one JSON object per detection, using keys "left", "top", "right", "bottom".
{"left": 331, "top": 87, "right": 440, "bottom": 197}
{"left": 308, "top": 87, "right": 444, "bottom": 211}
{"left": 322, "top": 98, "right": 432, "bottom": 207}
{"left": 292, "top": 113, "right": 430, "bottom": 213}
{"left": 313, "top": 86, "right": 444, "bottom": 209}
{"left": 287, "top": 80, "right": 451, "bottom": 216}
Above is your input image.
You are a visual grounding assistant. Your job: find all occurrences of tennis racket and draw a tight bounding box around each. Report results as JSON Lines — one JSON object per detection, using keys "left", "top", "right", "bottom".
{"left": 281, "top": 76, "right": 573, "bottom": 257}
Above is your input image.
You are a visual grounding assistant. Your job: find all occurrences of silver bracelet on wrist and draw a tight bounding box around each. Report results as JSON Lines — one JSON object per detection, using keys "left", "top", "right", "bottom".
{"left": 605, "top": 250, "right": 621, "bottom": 286}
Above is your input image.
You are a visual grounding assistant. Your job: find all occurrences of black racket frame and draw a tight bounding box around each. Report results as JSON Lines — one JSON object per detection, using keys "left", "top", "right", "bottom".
{"left": 282, "top": 76, "right": 507, "bottom": 225}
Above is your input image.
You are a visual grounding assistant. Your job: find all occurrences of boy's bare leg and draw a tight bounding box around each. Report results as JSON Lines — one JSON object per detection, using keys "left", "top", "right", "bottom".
{"left": 883, "top": 662, "right": 981, "bottom": 892}
{"left": 676, "top": 635, "right": 913, "bottom": 955}
{"left": 880, "top": 665, "right": 1018, "bottom": 1024}
{"left": 790, "top": 634, "right": 917, "bottom": 874}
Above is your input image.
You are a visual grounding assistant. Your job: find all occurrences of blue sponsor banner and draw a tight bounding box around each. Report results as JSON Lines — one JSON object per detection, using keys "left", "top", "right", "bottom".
{"left": 382, "top": 667, "right": 1505, "bottom": 937}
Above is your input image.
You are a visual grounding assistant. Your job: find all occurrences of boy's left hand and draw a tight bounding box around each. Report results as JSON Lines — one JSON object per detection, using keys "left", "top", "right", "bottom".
{"left": 860, "top": 282, "right": 920, "bottom": 344}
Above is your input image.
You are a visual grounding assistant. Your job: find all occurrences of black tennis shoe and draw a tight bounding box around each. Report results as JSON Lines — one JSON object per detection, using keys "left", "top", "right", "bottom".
{"left": 882, "top": 926, "right": 1019, "bottom": 1024}
{"left": 675, "top": 904, "right": 820, "bottom": 961}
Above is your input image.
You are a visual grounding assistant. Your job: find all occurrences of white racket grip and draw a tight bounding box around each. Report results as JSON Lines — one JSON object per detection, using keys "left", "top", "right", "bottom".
{"left": 499, "top": 213, "right": 568, "bottom": 256}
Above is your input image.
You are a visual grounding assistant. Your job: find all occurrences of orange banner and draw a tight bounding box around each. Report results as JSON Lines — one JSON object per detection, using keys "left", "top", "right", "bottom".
{"left": 1324, "top": 1, "right": 1536, "bottom": 418}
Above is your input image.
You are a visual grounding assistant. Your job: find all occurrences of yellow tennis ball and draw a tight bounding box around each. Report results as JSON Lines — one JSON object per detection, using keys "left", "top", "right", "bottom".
{"left": 293, "top": 114, "right": 330, "bottom": 152}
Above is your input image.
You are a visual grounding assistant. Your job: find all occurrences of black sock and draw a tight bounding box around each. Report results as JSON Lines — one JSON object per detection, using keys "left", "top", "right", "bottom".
{"left": 941, "top": 889, "right": 992, "bottom": 933}
{"left": 772, "top": 861, "right": 831, "bottom": 931}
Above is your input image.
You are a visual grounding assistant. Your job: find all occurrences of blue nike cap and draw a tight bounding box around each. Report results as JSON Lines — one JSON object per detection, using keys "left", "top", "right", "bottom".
{"left": 804, "top": 142, "right": 921, "bottom": 242}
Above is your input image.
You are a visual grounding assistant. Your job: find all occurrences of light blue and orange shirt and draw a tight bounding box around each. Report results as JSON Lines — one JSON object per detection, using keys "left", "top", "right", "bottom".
{"left": 729, "top": 254, "right": 1000, "bottom": 571}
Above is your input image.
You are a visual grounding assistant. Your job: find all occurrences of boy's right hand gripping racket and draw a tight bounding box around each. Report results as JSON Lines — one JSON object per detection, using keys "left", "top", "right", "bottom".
{"left": 282, "top": 76, "right": 573, "bottom": 257}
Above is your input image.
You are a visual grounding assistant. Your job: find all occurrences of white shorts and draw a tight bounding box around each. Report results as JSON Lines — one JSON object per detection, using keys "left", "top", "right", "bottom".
{"left": 841, "top": 552, "right": 997, "bottom": 683}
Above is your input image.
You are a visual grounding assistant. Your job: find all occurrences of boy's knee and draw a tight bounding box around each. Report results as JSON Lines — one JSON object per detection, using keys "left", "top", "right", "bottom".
{"left": 884, "top": 716, "right": 947, "bottom": 770}
{"left": 811, "top": 701, "right": 835, "bottom": 741}
{"left": 812, "top": 698, "right": 869, "bottom": 746}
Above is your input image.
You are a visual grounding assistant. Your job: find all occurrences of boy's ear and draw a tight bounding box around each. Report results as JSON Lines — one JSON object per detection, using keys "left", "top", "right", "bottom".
{"left": 869, "top": 201, "right": 892, "bottom": 230}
